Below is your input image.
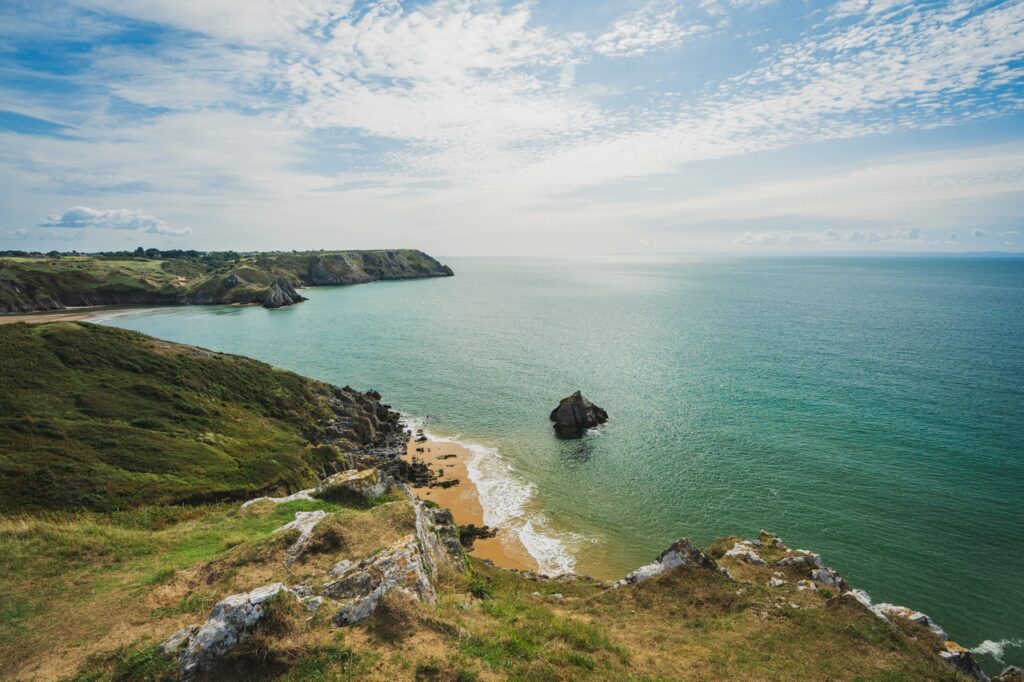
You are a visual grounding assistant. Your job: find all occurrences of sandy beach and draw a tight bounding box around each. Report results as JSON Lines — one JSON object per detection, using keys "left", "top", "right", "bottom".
{"left": 0, "top": 306, "right": 133, "bottom": 325}
{"left": 403, "top": 434, "right": 538, "bottom": 572}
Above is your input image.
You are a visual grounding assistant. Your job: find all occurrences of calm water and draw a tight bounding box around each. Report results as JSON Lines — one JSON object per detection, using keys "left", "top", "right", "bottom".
{"left": 106, "top": 256, "right": 1024, "bottom": 671}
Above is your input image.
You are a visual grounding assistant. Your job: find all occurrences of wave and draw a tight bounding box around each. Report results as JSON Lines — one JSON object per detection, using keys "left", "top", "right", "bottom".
{"left": 971, "top": 637, "right": 1024, "bottom": 664}
{"left": 400, "top": 415, "right": 579, "bottom": 576}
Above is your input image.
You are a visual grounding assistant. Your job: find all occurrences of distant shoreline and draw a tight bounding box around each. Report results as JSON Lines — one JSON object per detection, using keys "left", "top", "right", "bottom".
{"left": 0, "top": 305, "right": 147, "bottom": 325}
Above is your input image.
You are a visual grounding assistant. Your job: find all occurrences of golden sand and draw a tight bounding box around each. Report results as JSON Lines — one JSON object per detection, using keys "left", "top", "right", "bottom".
{"left": 404, "top": 435, "right": 538, "bottom": 572}
{"left": 0, "top": 306, "right": 135, "bottom": 325}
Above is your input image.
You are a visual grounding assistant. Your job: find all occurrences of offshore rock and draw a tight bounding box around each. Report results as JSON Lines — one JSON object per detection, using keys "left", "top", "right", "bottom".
{"left": 549, "top": 391, "right": 609, "bottom": 438}
{"left": 261, "top": 277, "right": 306, "bottom": 308}
{"left": 615, "top": 538, "right": 717, "bottom": 587}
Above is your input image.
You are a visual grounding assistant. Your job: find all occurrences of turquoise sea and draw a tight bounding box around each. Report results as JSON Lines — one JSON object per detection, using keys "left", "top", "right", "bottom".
{"left": 105, "top": 256, "right": 1024, "bottom": 672}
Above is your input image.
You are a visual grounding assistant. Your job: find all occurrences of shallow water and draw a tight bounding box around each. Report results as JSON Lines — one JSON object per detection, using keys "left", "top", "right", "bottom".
{"left": 107, "top": 256, "right": 1024, "bottom": 671}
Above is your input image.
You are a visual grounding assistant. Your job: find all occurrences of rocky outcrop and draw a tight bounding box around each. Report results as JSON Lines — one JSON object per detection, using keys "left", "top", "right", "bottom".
{"left": 549, "top": 391, "right": 609, "bottom": 438}
{"left": 324, "top": 495, "right": 463, "bottom": 626}
{"left": 162, "top": 487, "right": 462, "bottom": 677}
{"left": 261, "top": 277, "right": 306, "bottom": 308}
{"left": 162, "top": 582, "right": 296, "bottom": 681}
{"left": 615, "top": 538, "right": 717, "bottom": 587}
{"left": 831, "top": 588, "right": 988, "bottom": 680}
{"left": 995, "top": 667, "right": 1024, "bottom": 682}
{"left": 314, "top": 468, "right": 388, "bottom": 505}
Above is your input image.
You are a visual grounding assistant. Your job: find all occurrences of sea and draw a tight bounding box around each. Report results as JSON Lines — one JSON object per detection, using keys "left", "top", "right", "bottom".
{"left": 103, "top": 255, "right": 1024, "bottom": 673}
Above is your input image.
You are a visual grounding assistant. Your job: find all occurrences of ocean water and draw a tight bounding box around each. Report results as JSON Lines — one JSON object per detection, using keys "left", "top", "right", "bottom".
{"left": 105, "top": 256, "right": 1024, "bottom": 672}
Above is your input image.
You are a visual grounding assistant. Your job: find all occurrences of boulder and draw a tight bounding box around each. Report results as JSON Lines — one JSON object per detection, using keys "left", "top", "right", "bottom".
{"left": 274, "top": 510, "right": 328, "bottom": 563}
{"left": 549, "top": 391, "right": 608, "bottom": 438}
{"left": 996, "top": 667, "right": 1024, "bottom": 682}
{"left": 615, "top": 538, "right": 716, "bottom": 587}
{"left": 315, "top": 468, "right": 388, "bottom": 505}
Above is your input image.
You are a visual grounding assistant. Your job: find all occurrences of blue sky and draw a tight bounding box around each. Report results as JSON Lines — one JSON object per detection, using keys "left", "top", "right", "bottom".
{"left": 0, "top": 0, "right": 1022, "bottom": 255}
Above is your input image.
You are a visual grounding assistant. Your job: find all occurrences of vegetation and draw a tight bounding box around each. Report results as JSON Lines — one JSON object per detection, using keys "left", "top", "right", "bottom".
{"left": 0, "top": 324, "right": 974, "bottom": 680}
{"left": 0, "top": 322, "right": 383, "bottom": 512}
{"left": 0, "top": 249, "right": 452, "bottom": 313}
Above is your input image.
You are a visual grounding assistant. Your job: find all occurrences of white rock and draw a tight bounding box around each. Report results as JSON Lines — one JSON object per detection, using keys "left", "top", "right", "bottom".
{"left": 328, "top": 559, "right": 354, "bottom": 578}
{"left": 768, "top": 577, "right": 787, "bottom": 588}
{"left": 796, "top": 579, "right": 817, "bottom": 591}
{"left": 724, "top": 541, "right": 766, "bottom": 565}
{"left": 615, "top": 538, "right": 716, "bottom": 587}
{"left": 315, "top": 469, "right": 388, "bottom": 504}
{"left": 274, "top": 510, "right": 328, "bottom": 564}
{"left": 178, "top": 583, "right": 293, "bottom": 680}
{"left": 240, "top": 489, "right": 315, "bottom": 509}
{"left": 776, "top": 550, "right": 823, "bottom": 569}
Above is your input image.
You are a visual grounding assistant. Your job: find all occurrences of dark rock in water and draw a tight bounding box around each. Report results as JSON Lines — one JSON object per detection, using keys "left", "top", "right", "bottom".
{"left": 549, "top": 391, "right": 608, "bottom": 438}
{"left": 262, "top": 277, "right": 307, "bottom": 308}
{"left": 996, "top": 666, "right": 1024, "bottom": 682}
{"left": 459, "top": 524, "right": 498, "bottom": 549}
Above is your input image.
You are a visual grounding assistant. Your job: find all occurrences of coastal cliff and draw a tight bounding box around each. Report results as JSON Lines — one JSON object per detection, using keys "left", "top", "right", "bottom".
{"left": 0, "top": 248, "right": 453, "bottom": 314}
{"left": 0, "top": 323, "right": 1001, "bottom": 680}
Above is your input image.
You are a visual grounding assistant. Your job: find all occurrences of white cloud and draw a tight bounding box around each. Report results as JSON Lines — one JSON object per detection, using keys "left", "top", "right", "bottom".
{"left": 41, "top": 206, "right": 190, "bottom": 236}
{"left": 594, "top": 6, "right": 707, "bottom": 57}
{"left": 736, "top": 227, "right": 922, "bottom": 246}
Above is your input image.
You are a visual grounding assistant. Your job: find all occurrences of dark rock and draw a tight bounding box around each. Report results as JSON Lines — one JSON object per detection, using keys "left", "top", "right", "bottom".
{"left": 459, "top": 524, "right": 498, "bottom": 549}
{"left": 261, "top": 277, "right": 307, "bottom": 309}
{"left": 996, "top": 666, "right": 1024, "bottom": 682}
{"left": 549, "top": 391, "right": 608, "bottom": 438}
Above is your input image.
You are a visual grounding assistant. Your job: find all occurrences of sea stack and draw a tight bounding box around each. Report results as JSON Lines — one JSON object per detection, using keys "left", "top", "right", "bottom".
{"left": 550, "top": 391, "right": 608, "bottom": 438}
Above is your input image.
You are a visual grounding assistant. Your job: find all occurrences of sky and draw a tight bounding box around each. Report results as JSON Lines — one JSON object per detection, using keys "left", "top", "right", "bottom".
{"left": 0, "top": 0, "right": 1022, "bottom": 256}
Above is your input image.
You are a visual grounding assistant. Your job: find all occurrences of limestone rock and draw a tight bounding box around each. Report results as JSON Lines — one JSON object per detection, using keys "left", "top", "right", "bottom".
{"left": 240, "top": 488, "right": 315, "bottom": 509}
{"left": 315, "top": 468, "right": 388, "bottom": 505}
{"left": 261, "top": 277, "right": 306, "bottom": 309}
{"left": 274, "top": 510, "right": 328, "bottom": 563}
{"left": 323, "top": 491, "right": 463, "bottom": 626}
{"left": 724, "top": 540, "right": 767, "bottom": 565}
{"left": 549, "top": 391, "right": 608, "bottom": 438}
{"left": 615, "top": 538, "right": 717, "bottom": 587}
{"left": 171, "top": 582, "right": 294, "bottom": 680}
{"left": 775, "top": 550, "right": 823, "bottom": 569}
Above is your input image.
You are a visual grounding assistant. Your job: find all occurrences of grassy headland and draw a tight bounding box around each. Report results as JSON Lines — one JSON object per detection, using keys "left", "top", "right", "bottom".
{"left": 0, "top": 249, "right": 453, "bottom": 313}
{"left": 0, "top": 322, "right": 401, "bottom": 512}
{"left": 0, "top": 323, "right": 987, "bottom": 681}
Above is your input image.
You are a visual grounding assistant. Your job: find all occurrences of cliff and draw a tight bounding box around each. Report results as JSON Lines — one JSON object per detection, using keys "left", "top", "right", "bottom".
{"left": 0, "top": 324, "right": 1002, "bottom": 681}
{"left": 0, "top": 249, "right": 453, "bottom": 314}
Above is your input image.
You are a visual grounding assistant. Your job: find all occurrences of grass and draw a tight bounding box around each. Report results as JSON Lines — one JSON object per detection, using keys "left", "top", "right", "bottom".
{"left": 0, "top": 322, "right": 389, "bottom": 512}
{"left": 0, "top": 250, "right": 451, "bottom": 313}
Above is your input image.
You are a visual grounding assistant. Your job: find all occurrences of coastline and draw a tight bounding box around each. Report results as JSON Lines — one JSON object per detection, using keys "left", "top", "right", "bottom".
{"left": 403, "top": 434, "right": 539, "bottom": 572}
{"left": 0, "top": 305, "right": 141, "bottom": 325}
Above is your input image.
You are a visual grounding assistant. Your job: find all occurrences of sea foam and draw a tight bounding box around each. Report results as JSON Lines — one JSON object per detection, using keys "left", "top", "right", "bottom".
{"left": 971, "top": 637, "right": 1024, "bottom": 664}
{"left": 401, "top": 415, "right": 578, "bottom": 576}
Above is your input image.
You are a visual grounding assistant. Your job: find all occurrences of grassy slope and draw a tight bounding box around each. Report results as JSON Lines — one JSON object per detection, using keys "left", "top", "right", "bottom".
{"left": 0, "top": 250, "right": 452, "bottom": 313}
{"left": 0, "top": 496, "right": 965, "bottom": 681}
{"left": 0, "top": 322, "right": 364, "bottom": 512}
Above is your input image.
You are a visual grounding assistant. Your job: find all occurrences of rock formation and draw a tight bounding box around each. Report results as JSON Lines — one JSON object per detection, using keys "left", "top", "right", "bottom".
{"left": 549, "top": 391, "right": 609, "bottom": 438}
{"left": 261, "top": 277, "right": 307, "bottom": 308}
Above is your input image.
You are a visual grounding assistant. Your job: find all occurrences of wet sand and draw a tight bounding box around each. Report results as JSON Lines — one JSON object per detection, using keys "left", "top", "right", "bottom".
{"left": 404, "top": 435, "right": 538, "bottom": 572}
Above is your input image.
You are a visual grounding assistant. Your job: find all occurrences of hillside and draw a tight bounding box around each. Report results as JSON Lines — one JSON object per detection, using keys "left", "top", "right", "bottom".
{"left": 0, "top": 322, "right": 404, "bottom": 512}
{"left": 0, "top": 324, "right": 1003, "bottom": 681}
{"left": 0, "top": 249, "right": 453, "bottom": 313}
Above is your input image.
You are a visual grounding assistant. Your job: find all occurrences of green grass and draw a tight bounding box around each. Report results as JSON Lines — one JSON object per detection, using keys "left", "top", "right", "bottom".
{"left": 0, "top": 250, "right": 451, "bottom": 313}
{"left": 0, "top": 323, "right": 387, "bottom": 512}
